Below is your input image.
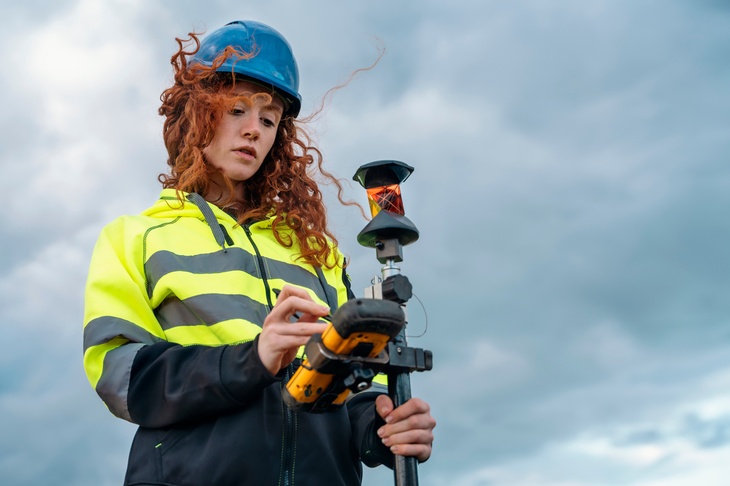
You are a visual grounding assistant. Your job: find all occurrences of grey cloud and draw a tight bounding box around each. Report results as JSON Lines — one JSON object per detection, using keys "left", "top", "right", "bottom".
{"left": 2, "top": 1, "right": 730, "bottom": 485}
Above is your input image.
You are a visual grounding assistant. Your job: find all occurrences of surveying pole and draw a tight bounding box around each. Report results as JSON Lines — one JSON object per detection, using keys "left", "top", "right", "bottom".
{"left": 354, "top": 160, "right": 432, "bottom": 486}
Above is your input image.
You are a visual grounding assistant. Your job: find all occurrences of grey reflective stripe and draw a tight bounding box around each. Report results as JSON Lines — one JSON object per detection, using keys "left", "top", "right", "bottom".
{"left": 84, "top": 316, "right": 164, "bottom": 352}
{"left": 145, "top": 248, "right": 338, "bottom": 308}
{"left": 315, "top": 266, "right": 338, "bottom": 309}
{"left": 156, "top": 293, "right": 268, "bottom": 330}
{"left": 264, "top": 258, "right": 337, "bottom": 307}
{"left": 187, "top": 193, "right": 228, "bottom": 250}
{"left": 96, "top": 343, "right": 145, "bottom": 422}
{"left": 145, "top": 248, "right": 259, "bottom": 297}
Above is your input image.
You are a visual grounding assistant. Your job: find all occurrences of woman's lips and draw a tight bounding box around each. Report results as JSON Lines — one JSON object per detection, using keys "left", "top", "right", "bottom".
{"left": 233, "top": 146, "right": 257, "bottom": 159}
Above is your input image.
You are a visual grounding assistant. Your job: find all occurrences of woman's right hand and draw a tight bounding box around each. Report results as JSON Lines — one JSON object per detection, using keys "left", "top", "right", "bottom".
{"left": 257, "top": 285, "right": 330, "bottom": 375}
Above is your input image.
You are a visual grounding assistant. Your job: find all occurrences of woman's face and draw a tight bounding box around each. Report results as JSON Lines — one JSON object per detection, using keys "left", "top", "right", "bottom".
{"left": 203, "top": 80, "right": 284, "bottom": 194}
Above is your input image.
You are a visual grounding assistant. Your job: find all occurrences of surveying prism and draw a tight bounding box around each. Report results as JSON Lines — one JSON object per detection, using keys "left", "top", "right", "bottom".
{"left": 283, "top": 160, "right": 433, "bottom": 484}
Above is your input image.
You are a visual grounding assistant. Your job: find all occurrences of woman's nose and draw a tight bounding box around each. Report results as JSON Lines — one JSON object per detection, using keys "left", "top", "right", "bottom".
{"left": 241, "top": 114, "right": 260, "bottom": 139}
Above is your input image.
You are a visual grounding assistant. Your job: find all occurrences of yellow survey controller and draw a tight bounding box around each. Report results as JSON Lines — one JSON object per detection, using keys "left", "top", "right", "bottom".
{"left": 283, "top": 298, "right": 405, "bottom": 413}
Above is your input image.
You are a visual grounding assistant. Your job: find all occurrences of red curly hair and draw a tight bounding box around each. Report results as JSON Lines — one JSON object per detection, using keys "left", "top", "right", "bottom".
{"left": 158, "top": 30, "right": 354, "bottom": 268}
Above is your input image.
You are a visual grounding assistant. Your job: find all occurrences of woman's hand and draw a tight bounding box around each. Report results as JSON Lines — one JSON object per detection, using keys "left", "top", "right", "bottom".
{"left": 257, "top": 285, "right": 330, "bottom": 375}
{"left": 375, "top": 395, "right": 436, "bottom": 462}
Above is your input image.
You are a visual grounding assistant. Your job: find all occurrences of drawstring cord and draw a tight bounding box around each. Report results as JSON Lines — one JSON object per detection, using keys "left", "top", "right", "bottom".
{"left": 187, "top": 193, "right": 229, "bottom": 252}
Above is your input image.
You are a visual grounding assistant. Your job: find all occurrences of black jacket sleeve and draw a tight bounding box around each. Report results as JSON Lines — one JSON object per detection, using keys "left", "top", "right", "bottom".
{"left": 127, "top": 335, "right": 280, "bottom": 427}
{"left": 347, "top": 390, "right": 395, "bottom": 469}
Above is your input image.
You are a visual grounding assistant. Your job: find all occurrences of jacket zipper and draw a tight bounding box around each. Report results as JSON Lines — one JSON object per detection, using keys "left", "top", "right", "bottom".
{"left": 243, "top": 223, "right": 296, "bottom": 485}
{"left": 280, "top": 365, "right": 296, "bottom": 486}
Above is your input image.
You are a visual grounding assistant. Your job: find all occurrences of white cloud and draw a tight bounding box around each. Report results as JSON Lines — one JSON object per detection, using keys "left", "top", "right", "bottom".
{"left": 4, "top": 0, "right": 166, "bottom": 223}
{"left": 430, "top": 384, "right": 730, "bottom": 486}
{"left": 564, "top": 436, "right": 670, "bottom": 467}
{"left": 23, "top": 0, "right": 143, "bottom": 93}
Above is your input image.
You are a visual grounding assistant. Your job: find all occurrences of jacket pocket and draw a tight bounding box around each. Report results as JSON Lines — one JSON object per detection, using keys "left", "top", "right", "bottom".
{"left": 125, "top": 427, "right": 166, "bottom": 485}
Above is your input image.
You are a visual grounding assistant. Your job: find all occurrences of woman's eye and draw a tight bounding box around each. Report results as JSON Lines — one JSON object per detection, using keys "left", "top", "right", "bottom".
{"left": 262, "top": 117, "right": 276, "bottom": 127}
{"left": 230, "top": 107, "right": 245, "bottom": 115}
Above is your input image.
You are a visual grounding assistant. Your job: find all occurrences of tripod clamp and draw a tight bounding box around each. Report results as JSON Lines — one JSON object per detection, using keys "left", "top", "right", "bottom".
{"left": 364, "top": 273, "right": 433, "bottom": 374}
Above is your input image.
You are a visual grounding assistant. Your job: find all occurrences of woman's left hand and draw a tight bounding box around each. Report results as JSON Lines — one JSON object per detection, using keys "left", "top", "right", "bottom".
{"left": 375, "top": 395, "right": 436, "bottom": 462}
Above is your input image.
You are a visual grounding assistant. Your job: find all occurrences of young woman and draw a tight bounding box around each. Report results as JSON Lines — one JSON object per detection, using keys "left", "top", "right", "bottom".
{"left": 82, "top": 20, "right": 435, "bottom": 485}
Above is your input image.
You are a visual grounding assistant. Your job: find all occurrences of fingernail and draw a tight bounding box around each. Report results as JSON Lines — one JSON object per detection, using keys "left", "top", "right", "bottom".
{"left": 377, "top": 427, "right": 385, "bottom": 438}
{"left": 385, "top": 416, "right": 393, "bottom": 424}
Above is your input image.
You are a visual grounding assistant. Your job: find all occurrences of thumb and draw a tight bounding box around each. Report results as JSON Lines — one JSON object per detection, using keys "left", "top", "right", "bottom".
{"left": 375, "top": 394, "right": 394, "bottom": 421}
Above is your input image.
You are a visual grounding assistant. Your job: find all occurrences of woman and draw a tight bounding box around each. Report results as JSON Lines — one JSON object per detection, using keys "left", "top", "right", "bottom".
{"left": 83, "top": 20, "right": 435, "bottom": 485}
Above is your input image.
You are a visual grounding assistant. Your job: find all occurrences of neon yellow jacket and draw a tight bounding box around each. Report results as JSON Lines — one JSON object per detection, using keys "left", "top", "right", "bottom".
{"left": 83, "top": 190, "right": 389, "bottom": 485}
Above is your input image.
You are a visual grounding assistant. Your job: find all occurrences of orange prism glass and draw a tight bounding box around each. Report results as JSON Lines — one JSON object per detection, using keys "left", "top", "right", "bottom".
{"left": 366, "top": 184, "right": 405, "bottom": 217}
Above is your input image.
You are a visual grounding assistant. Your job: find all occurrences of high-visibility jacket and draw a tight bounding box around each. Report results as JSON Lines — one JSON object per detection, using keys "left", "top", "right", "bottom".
{"left": 83, "top": 189, "right": 392, "bottom": 485}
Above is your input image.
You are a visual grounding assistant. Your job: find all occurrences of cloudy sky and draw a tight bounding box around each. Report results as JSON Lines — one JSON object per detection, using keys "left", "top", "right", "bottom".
{"left": 2, "top": 1, "right": 729, "bottom": 485}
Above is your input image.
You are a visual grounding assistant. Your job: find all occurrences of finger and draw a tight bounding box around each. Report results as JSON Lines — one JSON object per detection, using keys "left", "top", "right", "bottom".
{"left": 277, "top": 285, "right": 331, "bottom": 319}
{"left": 258, "top": 321, "right": 327, "bottom": 352}
{"left": 377, "top": 411, "right": 436, "bottom": 441}
{"left": 268, "top": 295, "right": 330, "bottom": 323}
{"left": 382, "top": 397, "right": 430, "bottom": 424}
{"left": 386, "top": 442, "right": 432, "bottom": 463}
{"left": 257, "top": 321, "right": 329, "bottom": 374}
{"left": 294, "top": 311, "right": 332, "bottom": 323}
{"left": 287, "top": 322, "right": 329, "bottom": 337}
{"left": 263, "top": 322, "right": 329, "bottom": 342}
{"left": 379, "top": 426, "right": 434, "bottom": 446}
{"left": 274, "top": 284, "right": 316, "bottom": 303}
{"left": 378, "top": 427, "right": 434, "bottom": 463}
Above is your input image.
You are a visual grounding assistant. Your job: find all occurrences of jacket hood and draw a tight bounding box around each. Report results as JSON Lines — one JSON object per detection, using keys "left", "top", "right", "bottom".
{"left": 144, "top": 190, "right": 276, "bottom": 225}
{"left": 143, "top": 189, "right": 226, "bottom": 220}
{"left": 142, "top": 189, "right": 280, "bottom": 251}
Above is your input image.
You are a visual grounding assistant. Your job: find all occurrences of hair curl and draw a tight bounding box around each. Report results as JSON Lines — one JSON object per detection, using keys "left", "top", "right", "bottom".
{"left": 158, "top": 30, "right": 355, "bottom": 269}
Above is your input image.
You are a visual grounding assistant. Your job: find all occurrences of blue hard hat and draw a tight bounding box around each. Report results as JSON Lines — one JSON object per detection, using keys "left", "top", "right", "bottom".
{"left": 192, "top": 20, "right": 302, "bottom": 117}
